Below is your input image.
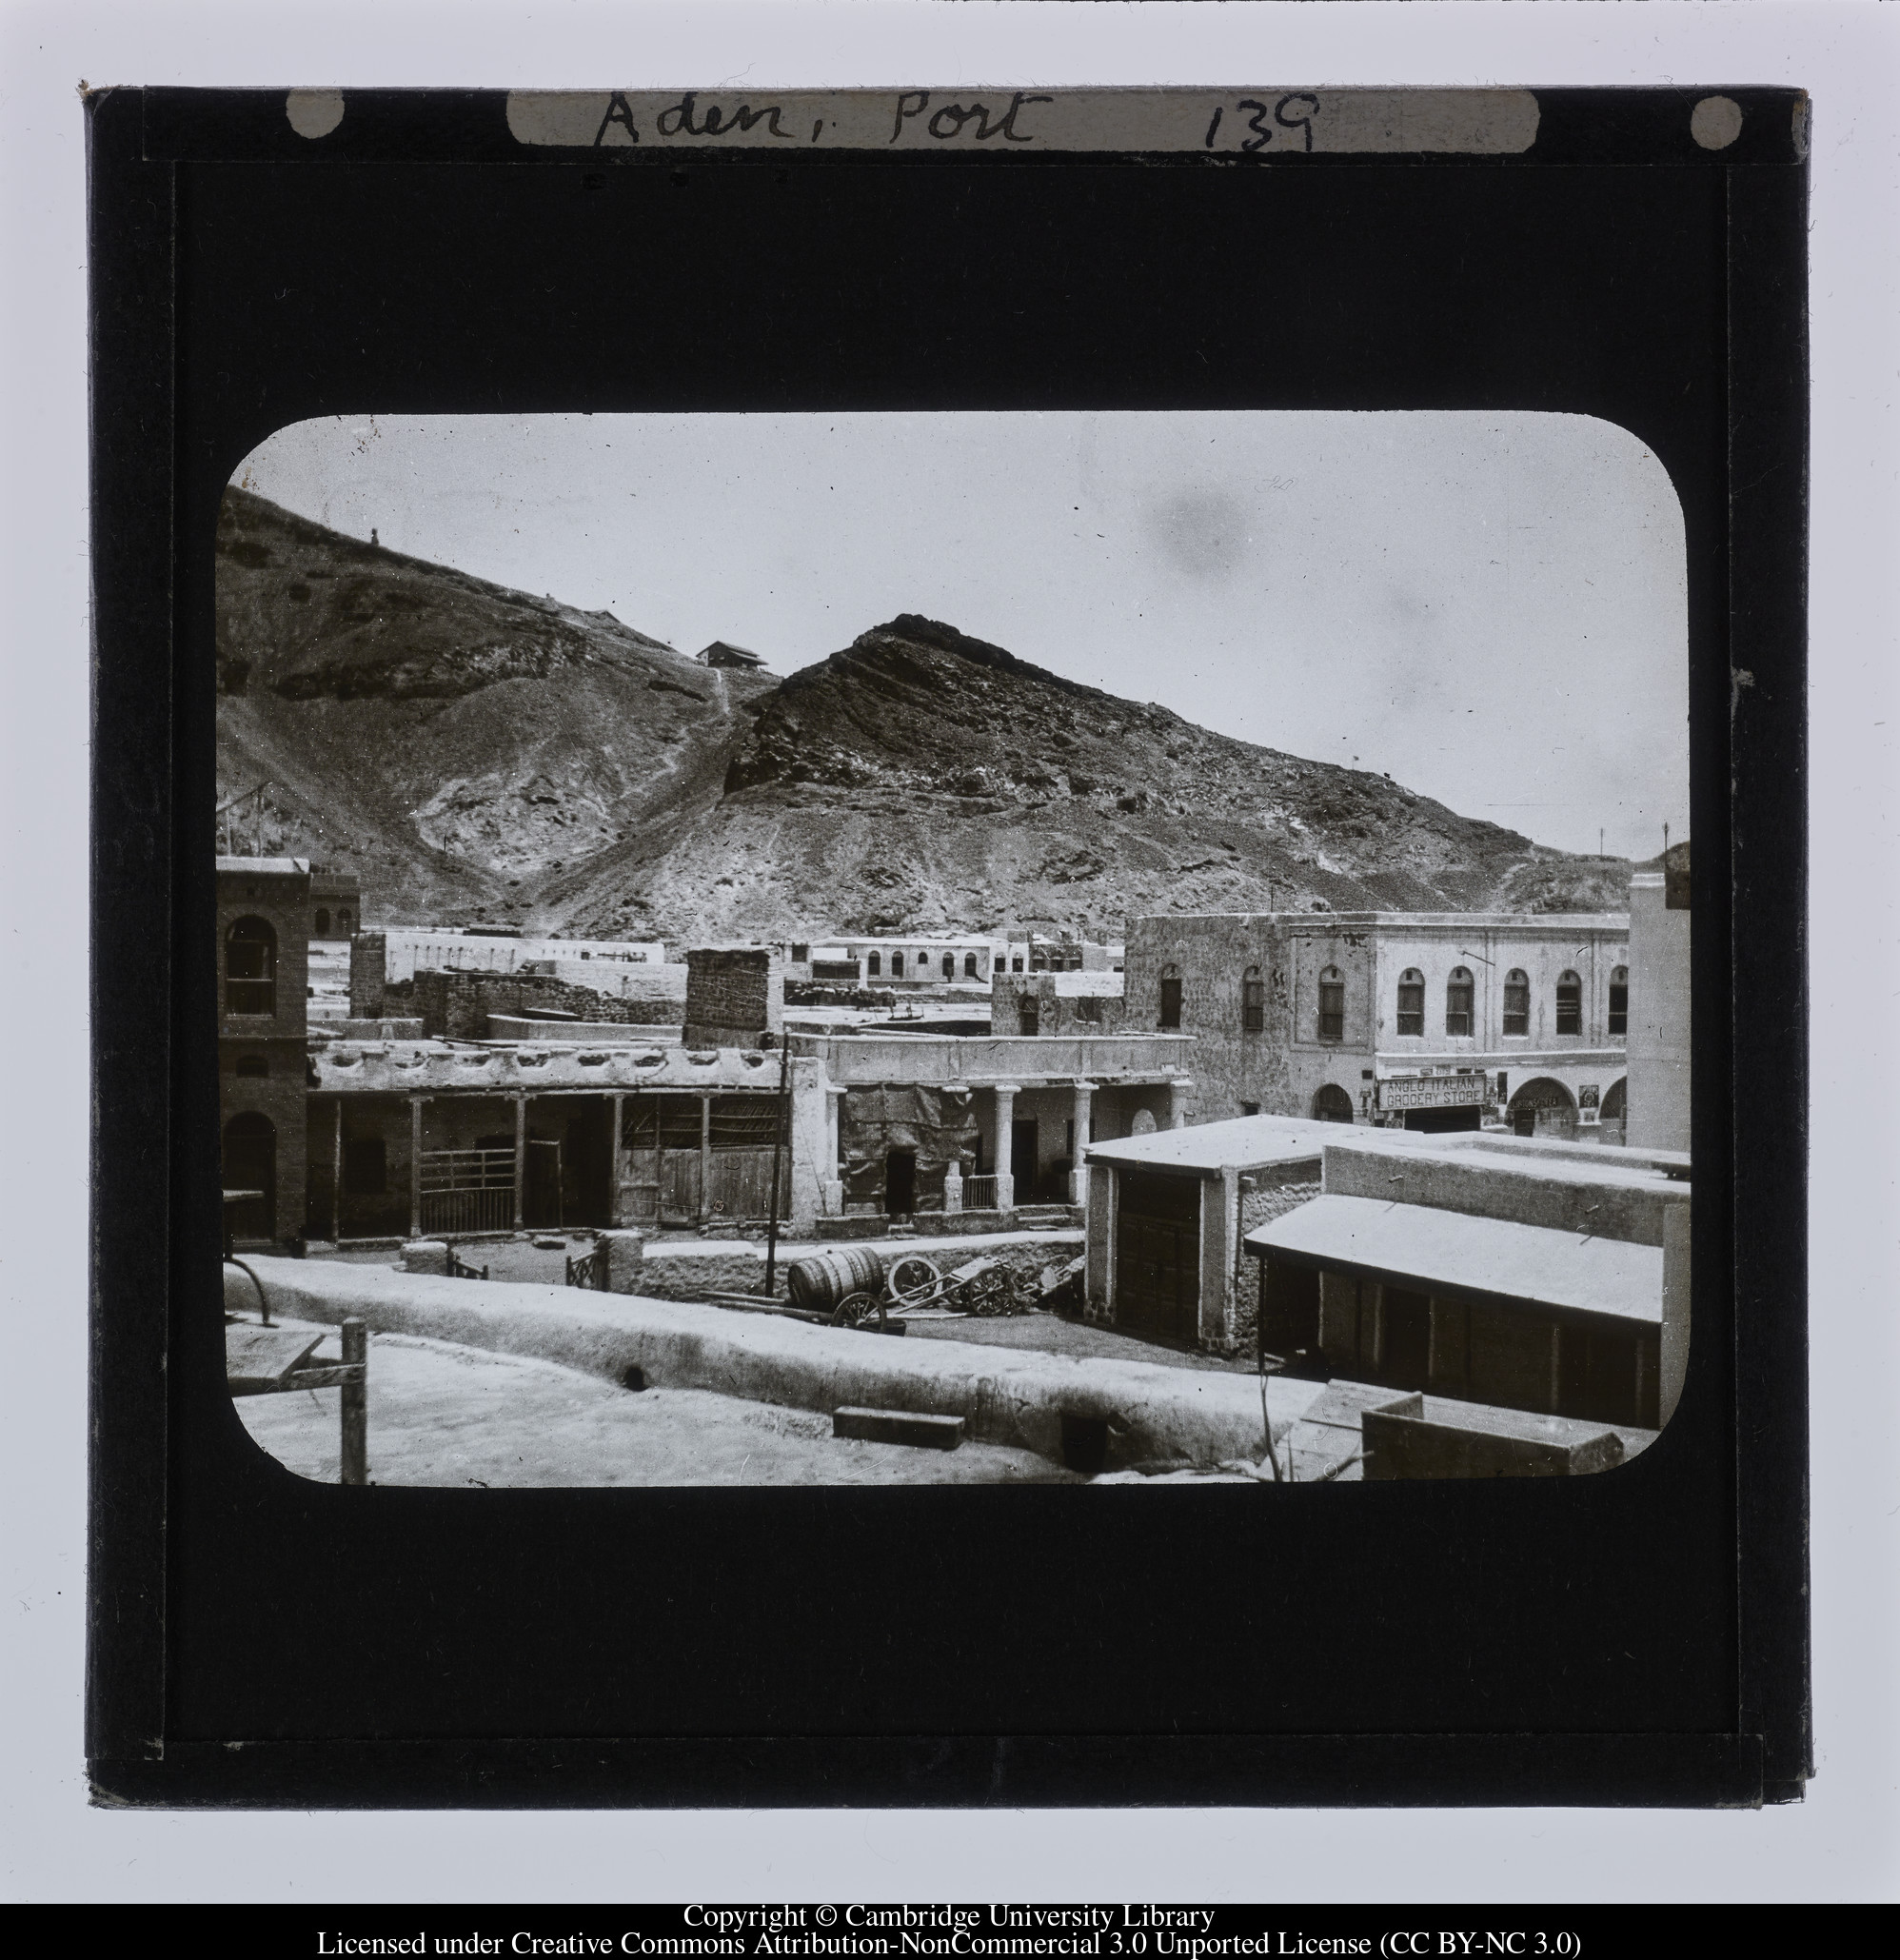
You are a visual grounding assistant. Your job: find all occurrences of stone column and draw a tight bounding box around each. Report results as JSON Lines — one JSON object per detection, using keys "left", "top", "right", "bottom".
{"left": 1069, "top": 1079, "right": 1096, "bottom": 1206}
{"left": 408, "top": 1094, "right": 425, "bottom": 1240}
{"left": 1085, "top": 1158, "right": 1116, "bottom": 1321}
{"left": 1167, "top": 1075, "right": 1194, "bottom": 1130}
{"left": 822, "top": 1083, "right": 846, "bottom": 1218}
{"left": 991, "top": 1082, "right": 1019, "bottom": 1213}
{"left": 942, "top": 1167, "right": 964, "bottom": 1214}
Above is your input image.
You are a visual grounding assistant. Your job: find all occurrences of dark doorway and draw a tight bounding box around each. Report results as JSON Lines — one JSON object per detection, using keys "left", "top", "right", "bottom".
{"left": 1557, "top": 1320, "right": 1649, "bottom": 1427}
{"left": 221, "top": 1111, "right": 277, "bottom": 1242}
{"left": 1114, "top": 1169, "right": 1200, "bottom": 1345}
{"left": 1011, "top": 1119, "right": 1039, "bottom": 1199}
{"left": 1403, "top": 1103, "right": 1482, "bottom": 1134}
{"left": 884, "top": 1149, "right": 917, "bottom": 1218}
{"left": 563, "top": 1102, "right": 614, "bottom": 1226}
{"left": 1380, "top": 1286, "right": 1433, "bottom": 1387}
{"left": 524, "top": 1138, "right": 563, "bottom": 1229}
{"left": 1259, "top": 1259, "right": 1321, "bottom": 1362}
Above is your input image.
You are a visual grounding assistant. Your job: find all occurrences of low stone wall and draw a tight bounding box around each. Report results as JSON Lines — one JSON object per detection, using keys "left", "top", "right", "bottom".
{"left": 604, "top": 1229, "right": 1086, "bottom": 1302}
{"left": 229, "top": 1257, "right": 1321, "bottom": 1470}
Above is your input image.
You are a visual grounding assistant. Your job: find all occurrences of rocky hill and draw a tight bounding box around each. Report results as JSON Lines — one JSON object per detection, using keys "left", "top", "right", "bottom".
{"left": 214, "top": 488, "right": 774, "bottom": 921}
{"left": 216, "top": 499, "right": 1632, "bottom": 938}
{"left": 546, "top": 615, "right": 1632, "bottom": 941}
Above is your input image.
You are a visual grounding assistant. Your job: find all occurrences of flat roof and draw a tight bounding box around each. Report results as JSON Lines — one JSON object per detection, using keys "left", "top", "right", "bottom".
{"left": 216, "top": 856, "right": 310, "bottom": 875}
{"left": 1132, "top": 910, "right": 1628, "bottom": 931}
{"left": 1088, "top": 1114, "right": 1351, "bottom": 1176}
{"left": 1245, "top": 1193, "right": 1662, "bottom": 1324}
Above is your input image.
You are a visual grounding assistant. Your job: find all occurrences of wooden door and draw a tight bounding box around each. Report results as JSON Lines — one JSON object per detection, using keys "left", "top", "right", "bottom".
{"left": 1113, "top": 1170, "right": 1200, "bottom": 1344}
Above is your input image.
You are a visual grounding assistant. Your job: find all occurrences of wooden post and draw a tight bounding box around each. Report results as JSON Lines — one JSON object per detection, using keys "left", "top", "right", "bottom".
{"left": 607, "top": 1092, "right": 625, "bottom": 1226}
{"left": 340, "top": 1317, "right": 367, "bottom": 1486}
{"left": 330, "top": 1097, "right": 344, "bottom": 1244}
{"left": 698, "top": 1093, "right": 713, "bottom": 1226}
{"left": 513, "top": 1092, "right": 527, "bottom": 1231}
{"left": 762, "top": 1039, "right": 792, "bottom": 1296}
{"left": 408, "top": 1095, "right": 424, "bottom": 1239}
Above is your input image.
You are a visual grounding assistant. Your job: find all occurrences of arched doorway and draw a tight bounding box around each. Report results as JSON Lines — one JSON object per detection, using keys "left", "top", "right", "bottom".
{"left": 1508, "top": 1078, "right": 1577, "bottom": 1139}
{"left": 1312, "top": 1083, "right": 1355, "bottom": 1123}
{"left": 222, "top": 1111, "right": 277, "bottom": 1242}
{"left": 1600, "top": 1077, "right": 1628, "bottom": 1144}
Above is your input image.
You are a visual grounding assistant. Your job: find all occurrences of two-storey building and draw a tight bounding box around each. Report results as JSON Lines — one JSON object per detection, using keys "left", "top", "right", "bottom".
{"left": 216, "top": 856, "right": 312, "bottom": 1246}
{"left": 1123, "top": 911, "right": 1632, "bottom": 1142}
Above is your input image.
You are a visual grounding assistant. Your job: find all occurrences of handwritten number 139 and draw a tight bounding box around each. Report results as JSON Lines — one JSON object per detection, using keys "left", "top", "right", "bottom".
{"left": 1204, "top": 93, "right": 1321, "bottom": 153}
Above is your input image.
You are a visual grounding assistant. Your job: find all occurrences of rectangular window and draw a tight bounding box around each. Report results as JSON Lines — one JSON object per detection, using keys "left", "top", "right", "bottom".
{"left": 1242, "top": 976, "right": 1265, "bottom": 1033}
{"left": 1074, "top": 994, "right": 1101, "bottom": 1023}
{"left": 1608, "top": 981, "right": 1628, "bottom": 1037}
{"left": 1556, "top": 980, "right": 1582, "bottom": 1036}
{"left": 1395, "top": 979, "right": 1424, "bottom": 1037}
{"left": 1019, "top": 996, "right": 1040, "bottom": 1037}
{"left": 1158, "top": 977, "right": 1182, "bottom": 1029}
{"left": 1445, "top": 977, "right": 1474, "bottom": 1038}
{"left": 1502, "top": 976, "right": 1530, "bottom": 1037}
{"left": 1317, "top": 980, "right": 1344, "bottom": 1042}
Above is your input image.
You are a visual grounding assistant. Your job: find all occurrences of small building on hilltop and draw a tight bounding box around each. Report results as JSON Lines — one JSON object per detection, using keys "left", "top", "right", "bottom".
{"left": 697, "top": 640, "right": 767, "bottom": 671}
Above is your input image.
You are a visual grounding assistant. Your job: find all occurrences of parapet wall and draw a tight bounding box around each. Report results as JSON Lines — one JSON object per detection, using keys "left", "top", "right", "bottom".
{"left": 413, "top": 967, "right": 684, "bottom": 1039}
{"left": 684, "top": 946, "right": 784, "bottom": 1047}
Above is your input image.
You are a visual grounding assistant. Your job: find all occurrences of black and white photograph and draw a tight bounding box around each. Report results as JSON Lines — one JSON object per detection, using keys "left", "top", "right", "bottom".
{"left": 216, "top": 408, "right": 1692, "bottom": 1487}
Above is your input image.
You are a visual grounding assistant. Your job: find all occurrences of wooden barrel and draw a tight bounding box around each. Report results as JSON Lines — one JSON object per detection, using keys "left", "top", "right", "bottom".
{"left": 785, "top": 1246, "right": 885, "bottom": 1314}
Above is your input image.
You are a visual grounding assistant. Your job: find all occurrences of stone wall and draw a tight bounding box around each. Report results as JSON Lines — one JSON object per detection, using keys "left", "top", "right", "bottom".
{"left": 413, "top": 967, "right": 684, "bottom": 1039}
{"left": 349, "top": 931, "right": 387, "bottom": 1018}
{"left": 1229, "top": 1177, "right": 1321, "bottom": 1356}
{"left": 683, "top": 946, "right": 784, "bottom": 1047}
{"left": 991, "top": 973, "right": 1130, "bottom": 1038}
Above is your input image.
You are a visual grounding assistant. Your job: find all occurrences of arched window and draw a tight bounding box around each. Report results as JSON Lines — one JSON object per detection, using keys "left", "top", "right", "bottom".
{"left": 1158, "top": 963, "right": 1182, "bottom": 1030}
{"left": 1019, "top": 993, "right": 1040, "bottom": 1037}
{"left": 1030, "top": 946, "right": 1048, "bottom": 973}
{"left": 942, "top": 953, "right": 955, "bottom": 980}
{"left": 1395, "top": 968, "right": 1424, "bottom": 1037}
{"left": 1241, "top": 965, "right": 1265, "bottom": 1033}
{"left": 1502, "top": 969, "right": 1530, "bottom": 1037}
{"left": 224, "top": 916, "right": 277, "bottom": 1016}
{"left": 234, "top": 1054, "right": 268, "bottom": 1079}
{"left": 866, "top": 952, "right": 881, "bottom": 977}
{"left": 1317, "top": 966, "right": 1345, "bottom": 1042}
{"left": 1011, "top": 956, "right": 1023, "bottom": 973}
{"left": 338, "top": 907, "right": 351, "bottom": 933}
{"left": 314, "top": 906, "right": 331, "bottom": 937}
{"left": 1313, "top": 1083, "right": 1355, "bottom": 1123}
{"left": 1556, "top": 970, "right": 1582, "bottom": 1036}
{"left": 1067, "top": 948, "right": 1084, "bottom": 972}
{"left": 891, "top": 952, "right": 904, "bottom": 979}
{"left": 964, "top": 952, "right": 979, "bottom": 979}
{"left": 1445, "top": 966, "right": 1474, "bottom": 1038}
{"left": 1608, "top": 965, "right": 1629, "bottom": 1037}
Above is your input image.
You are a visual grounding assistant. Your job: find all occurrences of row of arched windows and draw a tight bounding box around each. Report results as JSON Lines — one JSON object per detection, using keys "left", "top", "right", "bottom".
{"left": 1152, "top": 957, "right": 1633, "bottom": 1042}
{"left": 864, "top": 949, "right": 980, "bottom": 980}
{"left": 1391, "top": 965, "right": 1630, "bottom": 1041}
{"left": 312, "top": 905, "right": 352, "bottom": 937}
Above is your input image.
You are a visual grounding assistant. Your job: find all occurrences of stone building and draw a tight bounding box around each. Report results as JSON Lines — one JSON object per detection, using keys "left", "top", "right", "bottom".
{"left": 1080, "top": 1114, "right": 1344, "bottom": 1352}
{"left": 683, "top": 946, "right": 784, "bottom": 1048}
{"left": 791, "top": 1026, "right": 1196, "bottom": 1219}
{"left": 1246, "top": 1132, "right": 1691, "bottom": 1435}
{"left": 1625, "top": 844, "right": 1691, "bottom": 1154}
{"left": 216, "top": 856, "right": 312, "bottom": 1247}
{"left": 990, "top": 969, "right": 1127, "bottom": 1038}
{"left": 1122, "top": 910, "right": 1632, "bottom": 1141}
{"left": 307, "top": 867, "right": 360, "bottom": 942}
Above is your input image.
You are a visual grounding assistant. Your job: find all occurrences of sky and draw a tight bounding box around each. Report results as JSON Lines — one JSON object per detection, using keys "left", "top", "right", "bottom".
{"left": 234, "top": 410, "right": 1690, "bottom": 861}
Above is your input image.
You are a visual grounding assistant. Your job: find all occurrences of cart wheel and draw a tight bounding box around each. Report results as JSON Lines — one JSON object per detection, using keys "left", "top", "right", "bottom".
{"left": 831, "top": 1291, "right": 885, "bottom": 1333}
{"left": 886, "top": 1255, "right": 942, "bottom": 1312}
